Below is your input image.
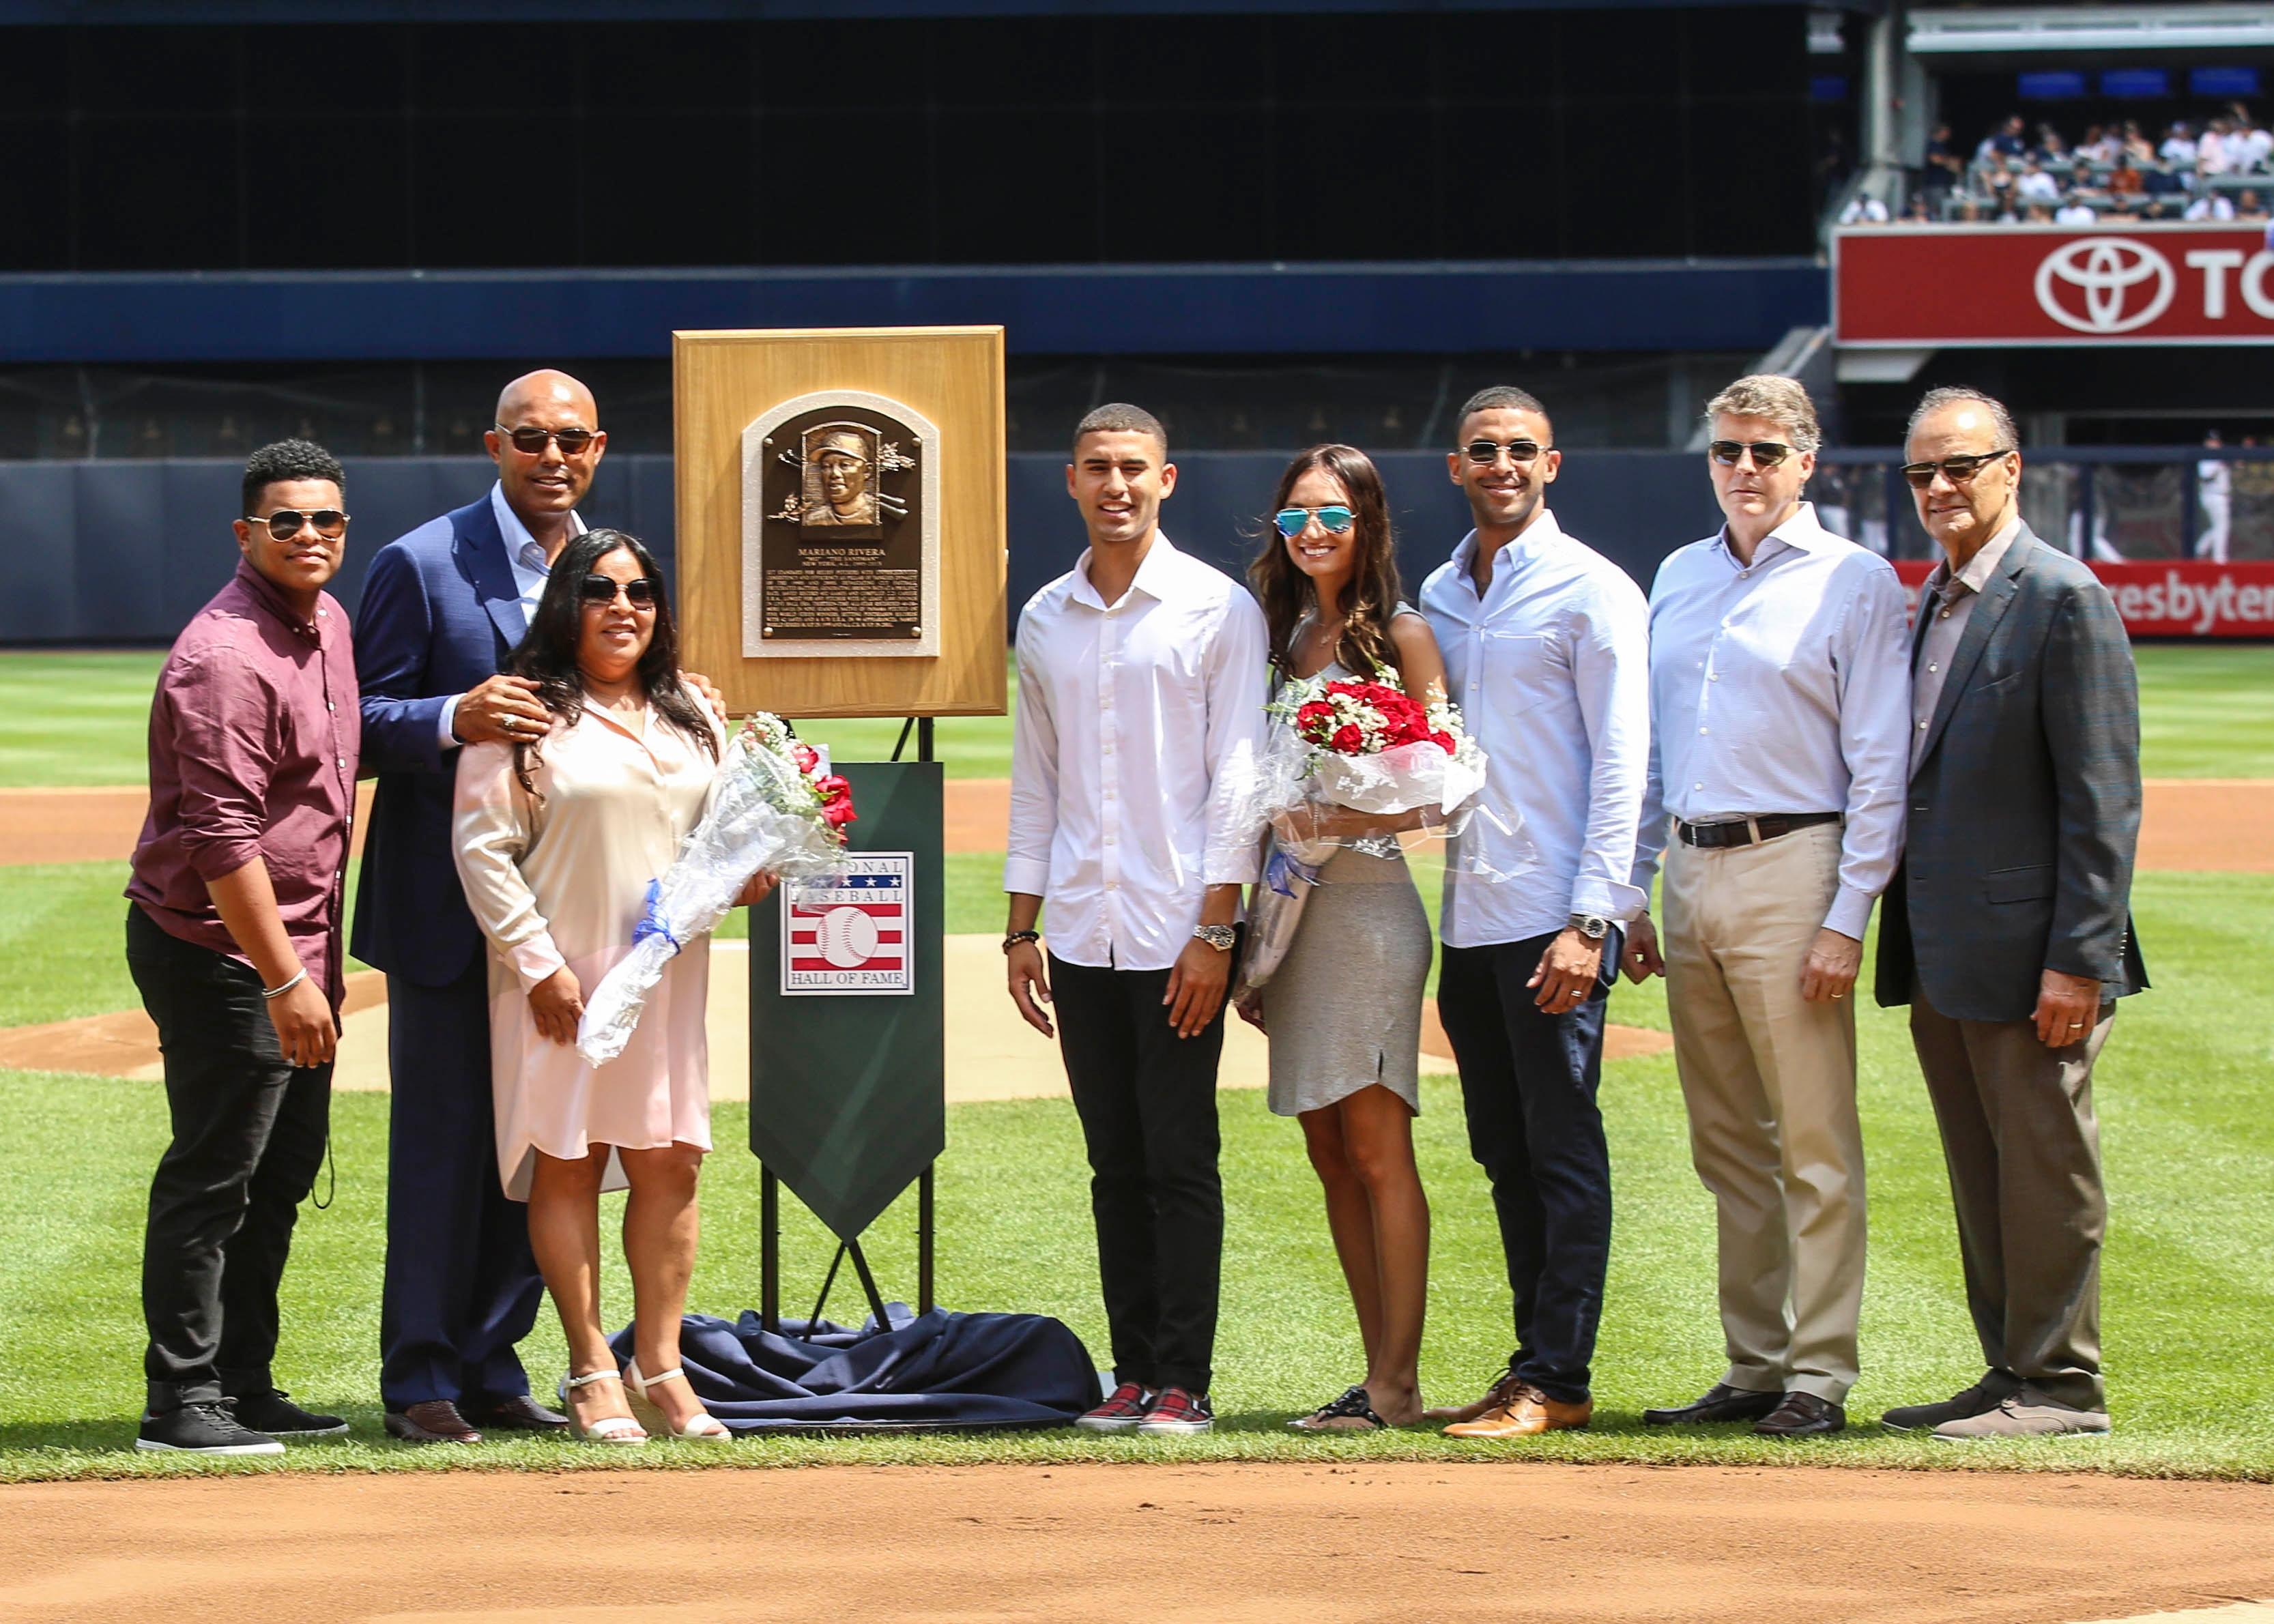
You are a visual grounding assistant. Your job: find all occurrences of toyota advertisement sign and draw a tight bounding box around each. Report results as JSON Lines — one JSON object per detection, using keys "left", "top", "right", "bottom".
{"left": 1835, "top": 224, "right": 2274, "bottom": 347}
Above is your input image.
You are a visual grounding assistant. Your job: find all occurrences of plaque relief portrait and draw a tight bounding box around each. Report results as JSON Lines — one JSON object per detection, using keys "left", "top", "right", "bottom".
{"left": 741, "top": 390, "right": 941, "bottom": 660}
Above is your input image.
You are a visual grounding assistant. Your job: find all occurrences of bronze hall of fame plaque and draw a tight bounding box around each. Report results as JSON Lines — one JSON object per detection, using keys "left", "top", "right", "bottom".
{"left": 740, "top": 390, "right": 942, "bottom": 660}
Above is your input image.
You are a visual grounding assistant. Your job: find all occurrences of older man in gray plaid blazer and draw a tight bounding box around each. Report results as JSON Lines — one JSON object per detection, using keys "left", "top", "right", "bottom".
{"left": 1875, "top": 386, "right": 2148, "bottom": 1442}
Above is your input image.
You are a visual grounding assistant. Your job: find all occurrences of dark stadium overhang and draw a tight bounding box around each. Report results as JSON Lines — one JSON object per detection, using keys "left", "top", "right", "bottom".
{"left": 0, "top": 0, "right": 1884, "bottom": 20}
{"left": 0, "top": 261, "right": 1830, "bottom": 363}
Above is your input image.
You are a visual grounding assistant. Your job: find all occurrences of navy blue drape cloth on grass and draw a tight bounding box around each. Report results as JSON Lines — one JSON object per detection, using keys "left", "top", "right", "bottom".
{"left": 607, "top": 1305, "right": 1100, "bottom": 1433}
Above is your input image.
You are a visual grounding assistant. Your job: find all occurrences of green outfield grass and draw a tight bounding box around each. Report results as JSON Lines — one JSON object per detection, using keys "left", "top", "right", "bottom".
{"left": 3, "top": 641, "right": 2266, "bottom": 787}
{"left": 0, "top": 870, "right": 2264, "bottom": 1483}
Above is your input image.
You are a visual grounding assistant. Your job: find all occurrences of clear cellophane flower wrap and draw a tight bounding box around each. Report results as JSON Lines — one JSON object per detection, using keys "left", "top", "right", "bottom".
{"left": 1222, "top": 670, "right": 1530, "bottom": 1004}
{"left": 575, "top": 714, "right": 856, "bottom": 1067}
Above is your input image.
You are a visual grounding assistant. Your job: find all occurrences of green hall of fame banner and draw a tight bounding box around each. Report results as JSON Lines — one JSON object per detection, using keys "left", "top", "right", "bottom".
{"left": 747, "top": 759, "right": 945, "bottom": 1243}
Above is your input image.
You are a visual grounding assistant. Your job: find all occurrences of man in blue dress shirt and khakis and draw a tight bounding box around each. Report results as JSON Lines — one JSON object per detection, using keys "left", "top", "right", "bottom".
{"left": 1417, "top": 386, "right": 1652, "bottom": 1440}
{"left": 1626, "top": 374, "right": 1910, "bottom": 1438}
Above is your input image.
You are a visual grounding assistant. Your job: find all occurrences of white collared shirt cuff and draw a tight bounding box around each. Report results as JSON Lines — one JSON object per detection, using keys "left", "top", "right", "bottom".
{"left": 1823, "top": 885, "right": 1876, "bottom": 942}
{"left": 1204, "top": 852, "right": 1262, "bottom": 886}
{"left": 506, "top": 933, "right": 566, "bottom": 993}
{"left": 1003, "top": 856, "right": 1052, "bottom": 896}
{"left": 1572, "top": 879, "right": 1648, "bottom": 923}
{"left": 438, "top": 692, "right": 464, "bottom": 750}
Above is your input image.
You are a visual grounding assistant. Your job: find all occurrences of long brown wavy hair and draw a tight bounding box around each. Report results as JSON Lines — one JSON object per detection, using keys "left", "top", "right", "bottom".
{"left": 1247, "top": 443, "right": 1403, "bottom": 680}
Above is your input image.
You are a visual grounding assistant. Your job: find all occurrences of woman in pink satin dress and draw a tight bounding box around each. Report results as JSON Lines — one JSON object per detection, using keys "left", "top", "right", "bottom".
{"left": 455, "top": 528, "right": 768, "bottom": 1445}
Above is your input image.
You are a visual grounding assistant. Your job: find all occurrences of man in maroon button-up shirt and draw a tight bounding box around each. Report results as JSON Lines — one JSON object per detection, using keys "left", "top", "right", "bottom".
{"left": 124, "top": 439, "right": 361, "bottom": 1457}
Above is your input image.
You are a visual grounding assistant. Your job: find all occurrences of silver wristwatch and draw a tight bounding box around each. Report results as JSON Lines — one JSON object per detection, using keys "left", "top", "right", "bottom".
{"left": 1566, "top": 913, "right": 1612, "bottom": 942}
{"left": 1193, "top": 924, "right": 1237, "bottom": 953}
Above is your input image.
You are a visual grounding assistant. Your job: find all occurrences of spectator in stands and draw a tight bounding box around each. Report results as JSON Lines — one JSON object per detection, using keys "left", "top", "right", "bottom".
{"left": 2107, "top": 156, "right": 2144, "bottom": 199}
{"left": 1839, "top": 193, "right": 1890, "bottom": 225}
{"left": 1956, "top": 199, "right": 1985, "bottom": 223}
{"left": 1925, "top": 123, "right": 1966, "bottom": 194}
{"left": 2142, "top": 160, "right": 2185, "bottom": 214}
{"left": 2024, "top": 202, "right": 2055, "bottom": 224}
{"left": 2239, "top": 188, "right": 2270, "bottom": 222}
{"left": 2015, "top": 156, "right": 2060, "bottom": 205}
{"left": 2054, "top": 195, "right": 2098, "bottom": 227}
{"left": 1899, "top": 194, "right": 1934, "bottom": 227}
{"left": 2200, "top": 119, "right": 2236, "bottom": 176}
{"left": 128, "top": 439, "right": 358, "bottom": 1457}
{"left": 2121, "top": 121, "right": 2156, "bottom": 166}
{"left": 2035, "top": 125, "right": 2070, "bottom": 165}
{"left": 2161, "top": 121, "right": 2199, "bottom": 169}
{"left": 1981, "top": 154, "right": 2015, "bottom": 209}
{"left": 1977, "top": 114, "right": 2026, "bottom": 162}
{"left": 2185, "top": 187, "right": 2236, "bottom": 222}
{"left": 2068, "top": 158, "right": 2103, "bottom": 203}
{"left": 2240, "top": 113, "right": 2274, "bottom": 173}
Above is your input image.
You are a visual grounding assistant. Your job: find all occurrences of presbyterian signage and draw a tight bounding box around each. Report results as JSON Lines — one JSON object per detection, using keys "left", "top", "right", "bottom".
{"left": 1892, "top": 560, "right": 2274, "bottom": 637}
{"left": 1836, "top": 224, "right": 2274, "bottom": 347}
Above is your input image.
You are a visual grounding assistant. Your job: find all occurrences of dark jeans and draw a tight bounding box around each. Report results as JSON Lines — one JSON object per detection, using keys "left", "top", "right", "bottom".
{"left": 1049, "top": 953, "right": 1226, "bottom": 1395}
{"left": 1435, "top": 929, "right": 1619, "bottom": 1406}
{"left": 378, "top": 956, "right": 545, "bottom": 1409}
{"left": 128, "top": 905, "right": 332, "bottom": 1413}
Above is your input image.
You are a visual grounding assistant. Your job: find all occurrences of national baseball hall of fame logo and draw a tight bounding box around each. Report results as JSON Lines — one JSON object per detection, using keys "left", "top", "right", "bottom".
{"left": 780, "top": 853, "right": 914, "bottom": 996}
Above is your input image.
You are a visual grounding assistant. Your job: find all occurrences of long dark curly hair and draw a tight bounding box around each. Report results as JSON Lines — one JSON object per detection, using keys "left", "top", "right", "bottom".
{"left": 506, "top": 527, "right": 718, "bottom": 801}
{"left": 1246, "top": 443, "right": 1404, "bottom": 680}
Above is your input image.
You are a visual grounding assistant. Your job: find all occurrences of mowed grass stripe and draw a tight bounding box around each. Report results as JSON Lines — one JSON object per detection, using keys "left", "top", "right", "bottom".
{"left": 0, "top": 643, "right": 2266, "bottom": 787}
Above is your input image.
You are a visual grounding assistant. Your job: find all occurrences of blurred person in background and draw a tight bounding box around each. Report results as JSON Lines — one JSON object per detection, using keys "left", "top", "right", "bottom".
{"left": 2198, "top": 431, "right": 2232, "bottom": 564}
{"left": 2015, "top": 156, "right": 2060, "bottom": 205}
{"left": 126, "top": 441, "right": 358, "bottom": 1457}
{"left": 2185, "top": 187, "right": 2234, "bottom": 222}
{"left": 1876, "top": 387, "right": 2146, "bottom": 1441}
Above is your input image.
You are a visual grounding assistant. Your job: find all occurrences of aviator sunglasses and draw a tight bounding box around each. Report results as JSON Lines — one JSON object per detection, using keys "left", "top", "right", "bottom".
{"left": 495, "top": 423, "right": 601, "bottom": 456}
{"left": 579, "top": 574, "right": 659, "bottom": 609}
{"left": 1274, "top": 505, "right": 1357, "bottom": 538}
{"left": 243, "top": 508, "right": 349, "bottom": 540}
{"left": 1463, "top": 438, "right": 1548, "bottom": 465}
{"left": 1708, "top": 440, "right": 1800, "bottom": 469}
{"left": 1900, "top": 449, "right": 2013, "bottom": 489}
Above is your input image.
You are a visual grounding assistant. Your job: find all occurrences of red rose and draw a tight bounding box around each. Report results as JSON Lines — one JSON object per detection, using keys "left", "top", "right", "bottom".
{"left": 1430, "top": 729, "right": 1456, "bottom": 753}
{"left": 1330, "top": 723, "right": 1364, "bottom": 753}
{"left": 792, "top": 743, "right": 820, "bottom": 774}
{"left": 822, "top": 798, "right": 858, "bottom": 828}
{"left": 816, "top": 774, "right": 850, "bottom": 798}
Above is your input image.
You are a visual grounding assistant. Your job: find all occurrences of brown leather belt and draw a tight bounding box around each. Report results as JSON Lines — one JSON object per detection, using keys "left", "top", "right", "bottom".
{"left": 1675, "top": 811, "right": 1843, "bottom": 850}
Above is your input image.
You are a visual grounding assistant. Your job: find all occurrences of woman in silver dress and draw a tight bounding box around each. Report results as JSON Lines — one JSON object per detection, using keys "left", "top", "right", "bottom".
{"left": 1244, "top": 444, "right": 1447, "bottom": 1431}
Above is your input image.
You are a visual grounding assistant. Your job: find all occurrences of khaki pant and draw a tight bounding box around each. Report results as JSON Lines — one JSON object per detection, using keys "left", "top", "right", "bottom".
{"left": 1663, "top": 822, "right": 1865, "bottom": 1404}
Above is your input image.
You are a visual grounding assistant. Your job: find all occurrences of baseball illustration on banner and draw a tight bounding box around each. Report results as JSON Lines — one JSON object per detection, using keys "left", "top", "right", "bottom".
{"left": 781, "top": 853, "right": 916, "bottom": 996}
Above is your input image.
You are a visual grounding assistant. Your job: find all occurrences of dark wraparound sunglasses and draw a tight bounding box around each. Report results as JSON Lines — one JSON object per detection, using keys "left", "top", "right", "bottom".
{"left": 579, "top": 575, "right": 659, "bottom": 608}
{"left": 1708, "top": 440, "right": 1800, "bottom": 469}
{"left": 244, "top": 509, "right": 349, "bottom": 540}
{"left": 495, "top": 424, "right": 600, "bottom": 456}
{"left": 1463, "top": 438, "right": 1549, "bottom": 465}
{"left": 1274, "top": 505, "right": 1357, "bottom": 538}
{"left": 1901, "top": 449, "right": 2014, "bottom": 489}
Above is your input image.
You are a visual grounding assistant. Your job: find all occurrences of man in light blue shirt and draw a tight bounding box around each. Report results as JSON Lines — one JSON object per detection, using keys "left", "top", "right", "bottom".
{"left": 1416, "top": 386, "right": 1651, "bottom": 1440}
{"left": 1626, "top": 374, "right": 1910, "bottom": 1440}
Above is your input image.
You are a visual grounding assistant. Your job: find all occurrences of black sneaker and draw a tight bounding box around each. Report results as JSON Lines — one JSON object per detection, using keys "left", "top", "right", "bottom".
{"left": 231, "top": 1388, "right": 349, "bottom": 1439}
{"left": 136, "top": 1399, "right": 285, "bottom": 1456}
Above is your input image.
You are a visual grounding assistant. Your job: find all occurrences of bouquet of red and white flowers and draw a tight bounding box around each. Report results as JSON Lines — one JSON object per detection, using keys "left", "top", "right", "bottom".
{"left": 576, "top": 712, "right": 855, "bottom": 1065}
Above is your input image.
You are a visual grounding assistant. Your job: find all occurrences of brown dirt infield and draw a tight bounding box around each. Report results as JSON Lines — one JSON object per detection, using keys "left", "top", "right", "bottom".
{"left": 2, "top": 1463, "right": 2270, "bottom": 1623}
{"left": 4, "top": 778, "right": 2265, "bottom": 869}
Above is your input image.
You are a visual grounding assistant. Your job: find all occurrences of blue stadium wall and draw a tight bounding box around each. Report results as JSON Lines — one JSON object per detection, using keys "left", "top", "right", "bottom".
{"left": 0, "top": 451, "right": 1725, "bottom": 646}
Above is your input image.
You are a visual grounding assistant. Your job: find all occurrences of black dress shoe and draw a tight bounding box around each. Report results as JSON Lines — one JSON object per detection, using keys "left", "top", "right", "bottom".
{"left": 1642, "top": 1382, "right": 1785, "bottom": 1426}
{"left": 465, "top": 1393, "right": 568, "bottom": 1432}
{"left": 1880, "top": 1372, "right": 2020, "bottom": 1434}
{"left": 1753, "top": 1391, "right": 1845, "bottom": 1438}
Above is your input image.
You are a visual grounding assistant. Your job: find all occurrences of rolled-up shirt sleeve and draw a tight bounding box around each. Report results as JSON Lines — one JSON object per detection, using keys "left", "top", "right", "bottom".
{"left": 1824, "top": 560, "right": 1912, "bottom": 940}
{"left": 451, "top": 738, "right": 565, "bottom": 991}
{"left": 1003, "top": 613, "right": 1059, "bottom": 899}
{"left": 1568, "top": 580, "right": 1652, "bottom": 922}
{"left": 167, "top": 649, "right": 283, "bottom": 883}
{"left": 1200, "top": 590, "right": 1269, "bottom": 886}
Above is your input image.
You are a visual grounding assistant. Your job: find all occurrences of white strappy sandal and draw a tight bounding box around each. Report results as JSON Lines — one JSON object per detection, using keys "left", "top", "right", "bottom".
{"left": 559, "top": 1368, "right": 648, "bottom": 1446}
{"left": 623, "top": 1357, "right": 732, "bottom": 1442}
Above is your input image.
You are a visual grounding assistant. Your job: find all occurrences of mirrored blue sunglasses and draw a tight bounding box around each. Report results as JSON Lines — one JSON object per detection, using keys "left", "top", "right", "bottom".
{"left": 1273, "top": 505, "right": 1357, "bottom": 538}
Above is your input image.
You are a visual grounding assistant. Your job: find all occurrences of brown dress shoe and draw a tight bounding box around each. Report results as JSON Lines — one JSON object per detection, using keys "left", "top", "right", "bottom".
{"left": 1443, "top": 1382, "right": 1592, "bottom": 1438}
{"left": 465, "top": 1394, "right": 568, "bottom": 1432}
{"left": 384, "top": 1400, "right": 483, "bottom": 1445}
{"left": 1422, "top": 1369, "right": 1521, "bottom": 1425}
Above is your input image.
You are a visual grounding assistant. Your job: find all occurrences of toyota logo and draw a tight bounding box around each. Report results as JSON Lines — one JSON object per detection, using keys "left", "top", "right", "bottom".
{"left": 2034, "top": 237, "right": 2176, "bottom": 334}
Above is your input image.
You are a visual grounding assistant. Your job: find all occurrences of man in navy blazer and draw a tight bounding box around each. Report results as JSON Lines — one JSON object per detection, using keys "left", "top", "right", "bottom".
{"left": 1875, "top": 387, "right": 2148, "bottom": 1442}
{"left": 356, "top": 371, "right": 606, "bottom": 1443}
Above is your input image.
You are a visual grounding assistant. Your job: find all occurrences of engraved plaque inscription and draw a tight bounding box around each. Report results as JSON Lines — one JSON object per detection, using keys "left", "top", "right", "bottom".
{"left": 740, "top": 390, "right": 941, "bottom": 659}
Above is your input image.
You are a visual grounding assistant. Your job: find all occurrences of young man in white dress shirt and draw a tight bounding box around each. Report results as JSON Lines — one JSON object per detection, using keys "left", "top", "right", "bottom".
{"left": 1003, "top": 403, "right": 1268, "bottom": 1436}
{"left": 1416, "top": 386, "right": 1652, "bottom": 1439}
{"left": 1625, "top": 374, "right": 1910, "bottom": 1438}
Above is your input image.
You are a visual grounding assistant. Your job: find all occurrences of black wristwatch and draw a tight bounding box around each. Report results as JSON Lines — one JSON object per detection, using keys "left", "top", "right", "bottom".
{"left": 1566, "top": 913, "right": 1612, "bottom": 942}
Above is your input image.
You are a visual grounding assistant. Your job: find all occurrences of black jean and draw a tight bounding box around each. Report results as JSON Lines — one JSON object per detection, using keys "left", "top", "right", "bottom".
{"left": 1048, "top": 953, "right": 1227, "bottom": 1395}
{"left": 1435, "top": 929, "right": 1619, "bottom": 1406}
{"left": 127, "top": 906, "right": 332, "bottom": 1413}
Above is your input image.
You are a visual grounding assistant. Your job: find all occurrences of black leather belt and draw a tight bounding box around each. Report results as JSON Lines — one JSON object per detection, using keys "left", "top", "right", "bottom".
{"left": 1676, "top": 811, "right": 1843, "bottom": 849}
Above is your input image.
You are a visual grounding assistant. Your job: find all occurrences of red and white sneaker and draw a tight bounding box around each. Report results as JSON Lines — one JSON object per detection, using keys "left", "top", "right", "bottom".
{"left": 1136, "top": 1387, "right": 1213, "bottom": 1435}
{"left": 1076, "top": 1381, "right": 1153, "bottom": 1433}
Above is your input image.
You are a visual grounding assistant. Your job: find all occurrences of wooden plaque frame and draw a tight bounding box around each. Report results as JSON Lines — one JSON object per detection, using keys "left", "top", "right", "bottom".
{"left": 675, "top": 325, "right": 1007, "bottom": 719}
